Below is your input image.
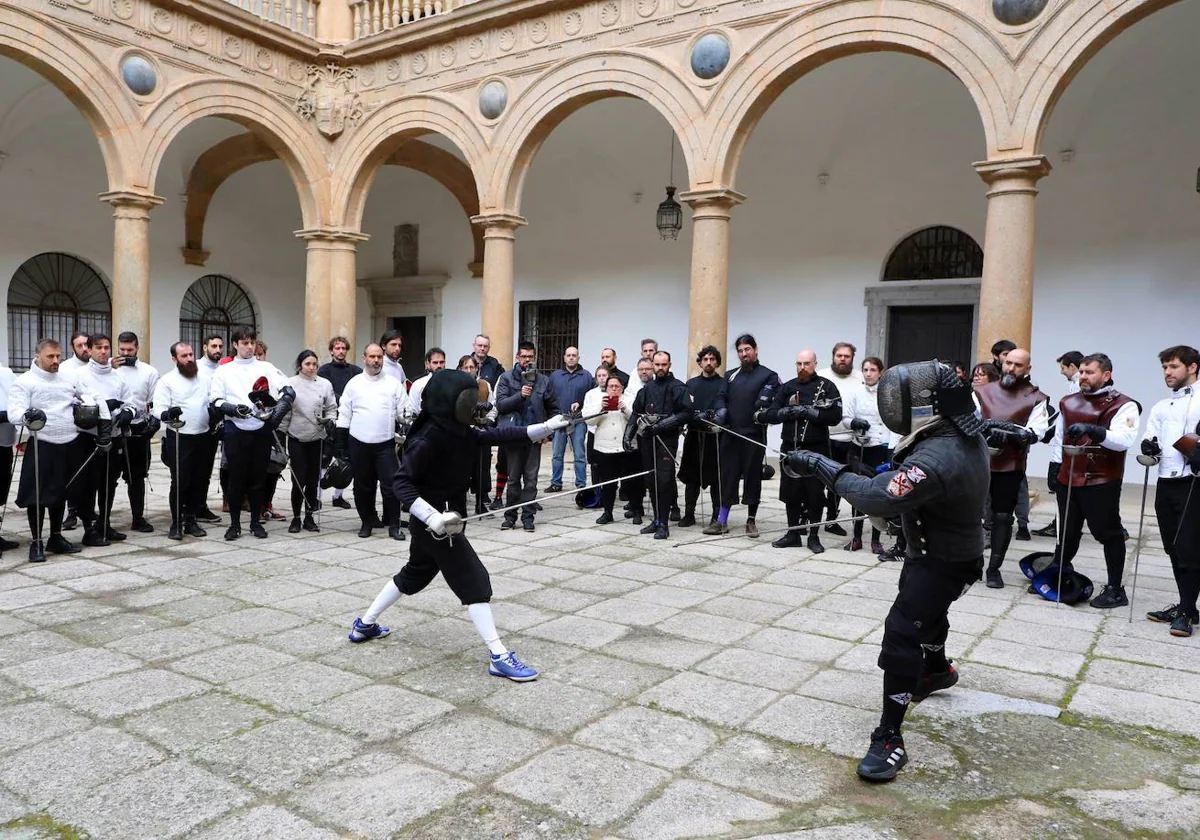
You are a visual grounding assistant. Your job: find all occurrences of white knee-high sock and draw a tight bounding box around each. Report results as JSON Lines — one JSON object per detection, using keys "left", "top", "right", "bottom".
{"left": 467, "top": 603, "right": 507, "bottom": 656}
{"left": 364, "top": 580, "right": 401, "bottom": 624}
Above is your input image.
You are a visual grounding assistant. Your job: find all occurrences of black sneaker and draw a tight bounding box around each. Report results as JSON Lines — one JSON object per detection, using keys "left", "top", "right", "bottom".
{"left": 595, "top": 512, "right": 614, "bottom": 525}
{"left": 500, "top": 519, "right": 515, "bottom": 531}
{"left": 45, "top": 534, "right": 80, "bottom": 555}
{"left": 250, "top": 523, "right": 268, "bottom": 539}
{"left": 1015, "top": 525, "right": 1032, "bottom": 541}
{"left": 131, "top": 519, "right": 154, "bottom": 533}
{"left": 856, "top": 726, "right": 907, "bottom": 782}
{"left": 772, "top": 531, "right": 802, "bottom": 549}
{"left": 1148, "top": 604, "right": 1183, "bottom": 623}
{"left": 1033, "top": 520, "right": 1057, "bottom": 537}
{"left": 81, "top": 529, "right": 110, "bottom": 548}
{"left": 669, "top": 506, "right": 681, "bottom": 522}
{"left": 388, "top": 525, "right": 406, "bottom": 541}
{"left": 913, "top": 660, "right": 958, "bottom": 702}
{"left": 807, "top": 534, "right": 825, "bottom": 555}
{"left": 640, "top": 522, "right": 659, "bottom": 535}
{"left": 877, "top": 548, "right": 902, "bottom": 562}
{"left": 986, "top": 569, "right": 1004, "bottom": 589}
{"left": 825, "top": 523, "right": 847, "bottom": 537}
{"left": 631, "top": 515, "right": 643, "bottom": 526}
{"left": 61, "top": 513, "right": 78, "bottom": 531}
{"left": 331, "top": 497, "right": 352, "bottom": 510}
{"left": 1089, "top": 585, "right": 1128, "bottom": 609}
{"left": 105, "top": 528, "right": 127, "bottom": 542}
{"left": 357, "top": 524, "right": 373, "bottom": 538}
{"left": 0, "top": 537, "right": 17, "bottom": 551}
{"left": 288, "top": 517, "right": 302, "bottom": 534}
{"left": 489, "top": 496, "right": 505, "bottom": 511}
{"left": 184, "top": 521, "right": 207, "bottom": 538}
{"left": 545, "top": 484, "right": 563, "bottom": 493}
{"left": 1170, "top": 614, "right": 1195, "bottom": 638}
{"left": 624, "top": 509, "right": 636, "bottom": 519}
{"left": 167, "top": 524, "right": 183, "bottom": 541}
{"left": 654, "top": 525, "right": 669, "bottom": 540}
{"left": 27, "top": 540, "right": 45, "bottom": 563}
{"left": 196, "top": 508, "right": 222, "bottom": 522}
{"left": 677, "top": 513, "right": 696, "bottom": 528}
{"left": 224, "top": 526, "right": 241, "bottom": 541}
{"left": 302, "top": 515, "right": 319, "bottom": 533}
{"left": 523, "top": 520, "right": 535, "bottom": 532}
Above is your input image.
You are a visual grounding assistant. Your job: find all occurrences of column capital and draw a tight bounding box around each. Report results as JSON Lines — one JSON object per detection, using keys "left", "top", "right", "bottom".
{"left": 180, "top": 247, "right": 210, "bottom": 267}
{"left": 470, "top": 213, "right": 527, "bottom": 235}
{"left": 679, "top": 187, "right": 746, "bottom": 212}
{"left": 973, "top": 156, "right": 1051, "bottom": 196}
{"left": 98, "top": 189, "right": 164, "bottom": 210}
{"left": 294, "top": 228, "right": 370, "bottom": 245}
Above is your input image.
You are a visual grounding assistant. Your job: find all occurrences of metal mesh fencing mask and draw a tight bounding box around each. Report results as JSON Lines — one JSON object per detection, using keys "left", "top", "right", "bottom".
{"left": 877, "top": 360, "right": 983, "bottom": 437}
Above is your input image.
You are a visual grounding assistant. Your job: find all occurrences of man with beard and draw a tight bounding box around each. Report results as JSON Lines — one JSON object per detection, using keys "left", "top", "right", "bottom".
{"left": 706, "top": 334, "right": 779, "bottom": 536}
{"left": 72, "top": 334, "right": 137, "bottom": 547}
{"left": 153, "top": 343, "right": 211, "bottom": 540}
{"left": 974, "top": 348, "right": 1049, "bottom": 588}
{"left": 601, "top": 347, "right": 629, "bottom": 389}
{"left": 471, "top": 334, "right": 507, "bottom": 510}
{"left": 193, "top": 334, "right": 226, "bottom": 524}
{"left": 760, "top": 349, "right": 842, "bottom": 552}
{"left": 0, "top": 361, "right": 19, "bottom": 551}
{"left": 113, "top": 331, "right": 160, "bottom": 533}
{"left": 1141, "top": 346, "right": 1200, "bottom": 637}
{"left": 1050, "top": 353, "right": 1141, "bottom": 608}
{"left": 620, "top": 357, "right": 655, "bottom": 523}
{"left": 407, "top": 348, "right": 447, "bottom": 415}
{"left": 318, "top": 336, "right": 362, "bottom": 511}
{"left": 10, "top": 339, "right": 112, "bottom": 561}
{"left": 1034, "top": 350, "right": 1085, "bottom": 538}
{"left": 494, "top": 341, "right": 560, "bottom": 532}
{"left": 333, "top": 343, "right": 411, "bottom": 541}
{"left": 59, "top": 331, "right": 90, "bottom": 530}
{"left": 347, "top": 370, "right": 569, "bottom": 683}
{"left": 380, "top": 329, "right": 408, "bottom": 387}
{"left": 624, "top": 351, "right": 691, "bottom": 540}
{"left": 782, "top": 361, "right": 987, "bottom": 782}
{"left": 548, "top": 346, "right": 594, "bottom": 493}
{"left": 209, "top": 326, "right": 293, "bottom": 541}
{"left": 819, "top": 342, "right": 864, "bottom": 537}
{"left": 677, "top": 345, "right": 723, "bottom": 528}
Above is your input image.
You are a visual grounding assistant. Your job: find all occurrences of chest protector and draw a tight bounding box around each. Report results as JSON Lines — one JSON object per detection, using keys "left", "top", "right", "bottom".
{"left": 1057, "top": 390, "right": 1135, "bottom": 487}
{"left": 974, "top": 380, "right": 1046, "bottom": 472}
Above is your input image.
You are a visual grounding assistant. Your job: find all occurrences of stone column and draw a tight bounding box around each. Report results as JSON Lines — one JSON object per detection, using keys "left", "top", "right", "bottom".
{"left": 973, "top": 156, "right": 1051, "bottom": 358}
{"left": 680, "top": 188, "right": 745, "bottom": 364}
{"left": 471, "top": 213, "right": 526, "bottom": 365}
{"left": 100, "top": 190, "right": 163, "bottom": 361}
{"left": 296, "top": 229, "right": 368, "bottom": 352}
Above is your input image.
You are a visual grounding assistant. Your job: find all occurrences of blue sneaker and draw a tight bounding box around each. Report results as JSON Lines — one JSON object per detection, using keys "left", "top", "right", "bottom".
{"left": 348, "top": 617, "right": 391, "bottom": 643}
{"left": 488, "top": 650, "right": 539, "bottom": 682}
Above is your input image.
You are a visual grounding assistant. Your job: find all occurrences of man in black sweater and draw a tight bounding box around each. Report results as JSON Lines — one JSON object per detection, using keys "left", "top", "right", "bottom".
{"left": 678, "top": 345, "right": 723, "bottom": 528}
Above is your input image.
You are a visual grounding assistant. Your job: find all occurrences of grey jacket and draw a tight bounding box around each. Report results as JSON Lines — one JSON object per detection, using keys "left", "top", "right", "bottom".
{"left": 831, "top": 423, "right": 989, "bottom": 562}
{"left": 494, "top": 367, "right": 560, "bottom": 429}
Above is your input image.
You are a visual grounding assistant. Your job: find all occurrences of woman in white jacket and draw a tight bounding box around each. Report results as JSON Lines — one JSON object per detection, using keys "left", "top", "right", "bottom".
{"left": 842, "top": 356, "right": 900, "bottom": 553}
{"left": 583, "top": 373, "right": 632, "bottom": 524}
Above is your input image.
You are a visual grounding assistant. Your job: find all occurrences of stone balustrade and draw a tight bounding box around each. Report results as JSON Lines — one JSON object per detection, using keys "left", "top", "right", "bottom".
{"left": 221, "top": 0, "right": 317, "bottom": 36}
{"left": 349, "top": 0, "right": 458, "bottom": 38}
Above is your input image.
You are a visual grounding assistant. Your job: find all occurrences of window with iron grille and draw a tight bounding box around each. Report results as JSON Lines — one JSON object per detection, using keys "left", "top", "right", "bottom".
{"left": 7, "top": 252, "right": 112, "bottom": 371}
{"left": 883, "top": 226, "right": 984, "bottom": 281}
{"left": 179, "top": 274, "right": 257, "bottom": 355}
{"left": 519, "top": 299, "right": 579, "bottom": 374}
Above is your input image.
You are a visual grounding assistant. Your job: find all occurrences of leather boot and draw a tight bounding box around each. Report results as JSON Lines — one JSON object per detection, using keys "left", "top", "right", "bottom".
{"left": 986, "top": 515, "right": 1014, "bottom": 588}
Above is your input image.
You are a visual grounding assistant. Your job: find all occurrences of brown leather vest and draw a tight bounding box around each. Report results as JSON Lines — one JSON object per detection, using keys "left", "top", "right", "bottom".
{"left": 1056, "top": 390, "right": 1135, "bottom": 487}
{"left": 974, "top": 380, "right": 1046, "bottom": 472}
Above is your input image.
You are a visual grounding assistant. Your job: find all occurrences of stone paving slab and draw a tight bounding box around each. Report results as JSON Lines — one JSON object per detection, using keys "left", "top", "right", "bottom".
{"left": 0, "top": 463, "right": 1197, "bottom": 838}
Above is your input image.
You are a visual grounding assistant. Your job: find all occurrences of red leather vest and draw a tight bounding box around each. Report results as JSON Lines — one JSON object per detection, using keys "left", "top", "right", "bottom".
{"left": 1056, "top": 390, "right": 1135, "bottom": 487}
{"left": 974, "top": 380, "right": 1046, "bottom": 472}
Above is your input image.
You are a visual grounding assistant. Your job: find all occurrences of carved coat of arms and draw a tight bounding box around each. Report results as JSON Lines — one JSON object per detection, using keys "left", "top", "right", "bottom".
{"left": 295, "top": 64, "right": 366, "bottom": 139}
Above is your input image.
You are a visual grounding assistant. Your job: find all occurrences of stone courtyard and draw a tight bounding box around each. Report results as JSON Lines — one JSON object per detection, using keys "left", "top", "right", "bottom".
{"left": 1, "top": 457, "right": 1199, "bottom": 839}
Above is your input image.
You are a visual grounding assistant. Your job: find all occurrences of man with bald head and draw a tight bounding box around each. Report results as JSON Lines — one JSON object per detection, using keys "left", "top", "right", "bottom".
{"left": 974, "top": 347, "right": 1050, "bottom": 587}
{"left": 758, "top": 349, "right": 842, "bottom": 552}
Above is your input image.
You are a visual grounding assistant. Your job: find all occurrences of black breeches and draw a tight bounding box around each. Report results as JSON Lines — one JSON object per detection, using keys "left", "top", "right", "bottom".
{"left": 1056, "top": 481, "right": 1125, "bottom": 568}
{"left": 288, "top": 437, "right": 322, "bottom": 517}
{"left": 1156, "top": 478, "right": 1200, "bottom": 572}
{"left": 593, "top": 450, "right": 626, "bottom": 513}
{"left": 719, "top": 434, "right": 765, "bottom": 508}
{"left": 77, "top": 438, "right": 119, "bottom": 529}
{"left": 989, "top": 470, "right": 1024, "bottom": 517}
{"left": 161, "top": 431, "right": 206, "bottom": 524}
{"left": 641, "top": 434, "right": 678, "bottom": 521}
{"left": 350, "top": 438, "right": 399, "bottom": 526}
{"left": 121, "top": 435, "right": 151, "bottom": 519}
{"left": 879, "top": 557, "right": 982, "bottom": 679}
{"left": 223, "top": 423, "right": 271, "bottom": 524}
{"left": 395, "top": 525, "right": 492, "bottom": 605}
{"left": 197, "top": 433, "right": 219, "bottom": 507}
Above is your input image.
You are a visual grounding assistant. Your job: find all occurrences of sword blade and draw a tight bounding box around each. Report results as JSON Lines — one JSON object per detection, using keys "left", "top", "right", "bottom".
{"left": 1128, "top": 462, "right": 1154, "bottom": 623}
{"left": 696, "top": 418, "right": 779, "bottom": 455}
{"left": 459, "top": 470, "right": 652, "bottom": 523}
{"left": 671, "top": 512, "right": 871, "bottom": 548}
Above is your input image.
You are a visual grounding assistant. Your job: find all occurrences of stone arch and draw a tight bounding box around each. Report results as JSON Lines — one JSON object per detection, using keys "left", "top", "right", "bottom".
{"left": 706, "top": 1, "right": 1011, "bottom": 187}
{"left": 184, "top": 134, "right": 484, "bottom": 269}
{"left": 139, "top": 78, "right": 327, "bottom": 229}
{"left": 333, "top": 95, "right": 488, "bottom": 231}
{"left": 0, "top": 7, "right": 139, "bottom": 189}
{"left": 1022, "top": 0, "right": 1182, "bottom": 153}
{"left": 488, "top": 52, "right": 703, "bottom": 215}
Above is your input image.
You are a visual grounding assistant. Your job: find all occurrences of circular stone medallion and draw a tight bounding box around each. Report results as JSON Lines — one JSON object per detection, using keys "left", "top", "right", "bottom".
{"left": 992, "top": 0, "right": 1049, "bottom": 26}
{"left": 120, "top": 55, "right": 157, "bottom": 96}
{"left": 479, "top": 80, "right": 508, "bottom": 120}
{"left": 690, "top": 32, "right": 730, "bottom": 80}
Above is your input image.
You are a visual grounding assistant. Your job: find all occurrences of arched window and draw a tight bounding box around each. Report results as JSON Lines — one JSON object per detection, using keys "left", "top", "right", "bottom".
{"left": 883, "top": 226, "right": 984, "bottom": 282}
{"left": 179, "top": 274, "right": 256, "bottom": 355}
{"left": 7, "top": 252, "right": 112, "bottom": 370}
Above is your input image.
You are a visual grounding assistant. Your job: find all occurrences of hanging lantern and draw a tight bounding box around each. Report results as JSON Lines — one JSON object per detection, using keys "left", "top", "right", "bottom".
{"left": 656, "top": 186, "right": 682, "bottom": 240}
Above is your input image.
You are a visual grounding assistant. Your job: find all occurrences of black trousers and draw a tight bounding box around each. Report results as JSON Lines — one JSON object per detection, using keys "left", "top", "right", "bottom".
{"left": 719, "top": 433, "right": 765, "bottom": 508}
{"left": 223, "top": 423, "right": 271, "bottom": 525}
{"left": 76, "top": 436, "right": 120, "bottom": 531}
{"left": 1156, "top": 478, "right": 1200, "bottom": 572}
{"left": 197, "top": 433, "right": 219, "bottom": 511}
{"left": 349, "top": 438, "right": 399, "bottom": 527}
{"left": 162, "top": 431, "right": 206, "bottom": 525}
{"left": 879, "top": 556, "right": 982, "bottom": 679}
{"left": 1056, "top": 481, "right": 1126, "bottom": 584}
{"left": 395, "top": 523, "right": 492, "bottom": 604}
{"left": 780, "top": 444, "right": 827, "bottom": 534}
{"left": 826, "top": 439, "right": 852, "bottom": 517}
{"left": 852, "top": 445, "right": 891, "bottom": 542}
{"left": 0, "top": 445, "right": 12, "bottom": 507}
{"left": 989, "top": 470, "right": 1025, "bottom": 517}
{"left": 593, "top": 450, "right": 627, "bottom": 514}
{"left": 641, "top": 434, "right": 678, "bottom": 523}
{"left": 288, "top": 437, "right": 322, "bottom": 518}
{"left": 120, "top": 434, "right": 151, "bottom": 521}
